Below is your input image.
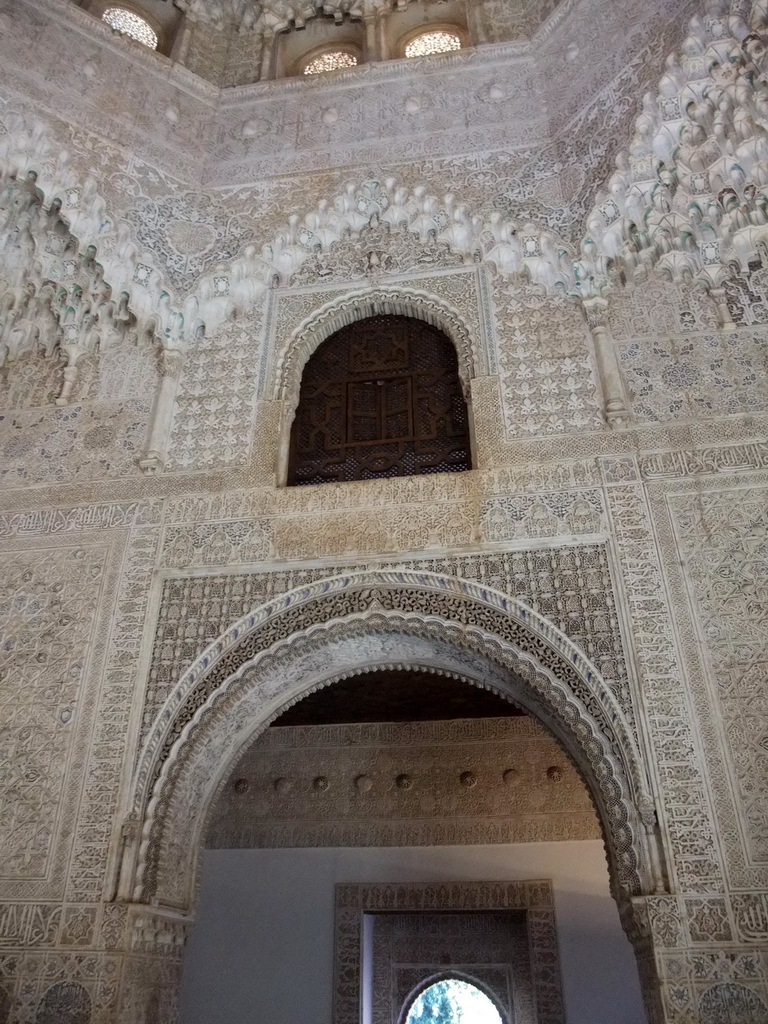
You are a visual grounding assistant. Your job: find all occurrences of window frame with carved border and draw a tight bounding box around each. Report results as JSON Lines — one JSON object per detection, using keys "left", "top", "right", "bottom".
{"left": 283, "top": 313, "right": 475, "bottom": 487}
{"left": 332, "top": 880, "right": 565, "bottom": 1024}
{"left": 400, "top": 974, "right": 508, "bottom": 1024}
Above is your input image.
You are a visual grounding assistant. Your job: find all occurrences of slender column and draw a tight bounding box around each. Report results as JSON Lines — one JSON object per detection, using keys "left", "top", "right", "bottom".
{"left": 375, "top": 7, "right": 390, "bottom": 61}
{"left": 465, "top": 0, "right": 488, "bottom": 45}
{"left": 583, "top": 296, "right": 630, "bottom": 427}
{"left": 139, "top": 348, "right": 183, "bottom": 474}
{"left": 363, "top": 14, "right": 379, "bottom": 62}
{"left": 54, "top": 352, "right": 82, "bottom": 406}
{"left": 710, "top": 286, "right": 736, "bottom": 330}
{"left": 170, "top": 14, "right": 192, "bottom": 64}
{"left": 259, "top": 30, "right": 279, "bottom": 80}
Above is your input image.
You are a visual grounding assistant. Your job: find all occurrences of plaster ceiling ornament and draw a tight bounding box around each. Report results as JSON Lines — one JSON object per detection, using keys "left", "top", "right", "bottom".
{"left": 0, "top": 172, "right": 148, "bottom": 401}
{"left": 251, "top": 0, "right": 412, "bottom": 35}
{"left": 189, "top": 178, "right": 586, "bottom": 336}
{"left": 171, "top": 0, "right": 413, "bottom": 32}
{"left": 585, "top": 0, "right": 768, "bottom": 302}
{"left": 6, "top": 1, "right": 768, "bottom": 371}
{"left": 11, "top": 11, "right": 768, "bottom": 372}
{"left": 125, "top": 192, "right": 252, "bottom": 290}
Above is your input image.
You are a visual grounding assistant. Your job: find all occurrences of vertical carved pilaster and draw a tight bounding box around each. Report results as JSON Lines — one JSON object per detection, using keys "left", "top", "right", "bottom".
{"left": 583, "top": 296, "right": 630, "bottom": 427}
{"left": 139, "top": 348, "right": 183, "bottom": 474}
{"left": 709, "top": 286, "right": 736, "bottom": 331}
{"left": 620, "top": 897, "right": 669, "bottom": 1024}
{"left": 466, "top": 1, "right": 489, "bottom": 45}
{"left": 259, "top": 30, "right": 278, "bottom": 80}
{"left": 170, "top": 14, "right": 192, "bottom": 64}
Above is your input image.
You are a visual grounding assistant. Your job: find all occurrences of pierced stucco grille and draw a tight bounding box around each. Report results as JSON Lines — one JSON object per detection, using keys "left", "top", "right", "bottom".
{"left": 303, "top": 51, "right": 358, "bottom": 74}
{"left": 405, "top": 30, "right": 461, "bottom": 57}
{"left": 102, "top": 8, "right": 158, "bottom": 48}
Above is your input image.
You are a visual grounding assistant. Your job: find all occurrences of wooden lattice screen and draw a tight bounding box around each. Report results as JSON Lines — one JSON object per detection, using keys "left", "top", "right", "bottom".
{"left": 287, "top": 315, "right": 471, "bottom": 485}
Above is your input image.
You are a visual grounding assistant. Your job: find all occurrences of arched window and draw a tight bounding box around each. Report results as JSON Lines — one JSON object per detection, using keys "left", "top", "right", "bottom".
{"left": 404, "top": 29, "right": 462, "bottom": 57}
{"left": 404, "top": 978, "right": 504, "bottom": 1024}
{"left": 102, "top": 7, "right": 158, "bottom": 48}
{"left": 303, "top": 49, "right": 358, "bottom": 74}
{"left": 287, "top": 315, "right": 472, "bottom": 485}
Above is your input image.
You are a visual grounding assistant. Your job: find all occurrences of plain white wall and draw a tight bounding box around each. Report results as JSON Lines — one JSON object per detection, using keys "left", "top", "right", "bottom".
{"left": 181, "top": 842, "right": 647, "bottom": 1024}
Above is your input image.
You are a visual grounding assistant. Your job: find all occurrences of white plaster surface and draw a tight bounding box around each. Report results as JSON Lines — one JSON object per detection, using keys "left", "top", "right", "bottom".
{"left": 181, "top": 841, "right": 646, "bottom": 1024}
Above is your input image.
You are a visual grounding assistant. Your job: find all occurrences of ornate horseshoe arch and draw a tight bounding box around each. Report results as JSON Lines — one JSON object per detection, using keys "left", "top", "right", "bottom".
{"left": 272, "top": 285, "right": 483, "bottom": 404}
{"left": 126, "top": 571, "right": 662, "bottom": 912}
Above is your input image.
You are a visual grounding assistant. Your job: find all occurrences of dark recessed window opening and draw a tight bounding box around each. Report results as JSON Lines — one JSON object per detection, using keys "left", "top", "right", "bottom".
{"left": 287, "top": 314, "right": 472, "bottom": 485}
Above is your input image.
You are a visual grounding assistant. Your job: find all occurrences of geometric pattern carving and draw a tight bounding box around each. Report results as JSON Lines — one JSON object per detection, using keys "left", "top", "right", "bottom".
{"left": 605, "top": 480, "right": 724, "bottom": 895}
{"left": 494, "top": 285, "right": 603, "bottom": 438}
{"left": 6, "top": 2, "right": 768, "bottom": 1023}
{"left": 669, "top": 487, "right": 768, "bottom": 865}
{"left": 143, "top": 543, "right": 632, "bottom": 742}
{"left": 333, "top": 881, "right": 564, "bottom": 1024}
{"left": 166, "top": 309, "right": 264, "bottom": 471}
{"left": 618, "top": 329, "right": 768, "bottom": 424}
{"left": 0, "top": 401, "right": 150, "bottom": 487}
{"left": 0, "top": 543, "right": 108, "bottom": 886}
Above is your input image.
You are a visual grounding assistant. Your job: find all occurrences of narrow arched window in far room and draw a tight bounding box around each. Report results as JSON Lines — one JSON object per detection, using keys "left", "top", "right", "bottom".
{"left": 102, "top": 7, "right": 158, "bottom": 49}
{"left": 404, "top": 29, "right": 462, "bottom": 57}
{"left": 287, "top": 315, "right": 472, "bottom": 485}
{"left": 404, "top": 978, "right": 504, "bottom": 1024}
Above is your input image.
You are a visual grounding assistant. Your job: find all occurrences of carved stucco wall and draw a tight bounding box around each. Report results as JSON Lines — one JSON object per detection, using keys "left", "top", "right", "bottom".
{"left": 206, "top": 716, "right": 600, "bottom": 849}
{"left": 1, "top": 0, "right": 768, "bottom": 1021}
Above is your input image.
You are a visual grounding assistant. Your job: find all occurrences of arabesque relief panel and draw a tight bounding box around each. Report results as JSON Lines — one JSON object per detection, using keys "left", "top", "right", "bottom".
{"left": 669, "top": 485, "right": 768, "bottom": 867}
{"left": 0, "top": 534, "right": 124, "bottom": 901}
{"left": 207, "top": 716, "right": 600, "bottom": 849}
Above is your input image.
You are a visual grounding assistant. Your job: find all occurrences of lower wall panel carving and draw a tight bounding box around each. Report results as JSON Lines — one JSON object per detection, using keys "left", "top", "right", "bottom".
{"left": 669, "top": 485, "right": 768, "bottom": 868}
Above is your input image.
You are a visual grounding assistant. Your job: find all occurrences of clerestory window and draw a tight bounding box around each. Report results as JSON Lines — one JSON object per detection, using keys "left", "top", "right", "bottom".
{"left": 404, "top": 29, "right": 462, "bottom": 58}
{"left": 303, "top": 49, "right": 359, "bottom": 74}
{"left": 102, "top": 7, "right": 158, "bottom": 48}
{"left": 287, "top": 315, "right": 472, "bottom": 486}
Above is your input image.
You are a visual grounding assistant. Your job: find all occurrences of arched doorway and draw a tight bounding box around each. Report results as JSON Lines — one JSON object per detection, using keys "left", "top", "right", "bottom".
{"left": 184, "top": 667, "right": 645, "bottom": 1024}
{"left": 121, "top": 571, "right": 666, "bottom": 1023}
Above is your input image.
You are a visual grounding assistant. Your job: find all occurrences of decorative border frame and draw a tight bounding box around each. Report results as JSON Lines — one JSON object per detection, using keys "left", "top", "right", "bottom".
{"left": 332, "top": 880, "right": 565, "bottom": 1024}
